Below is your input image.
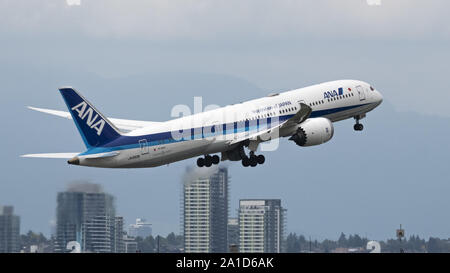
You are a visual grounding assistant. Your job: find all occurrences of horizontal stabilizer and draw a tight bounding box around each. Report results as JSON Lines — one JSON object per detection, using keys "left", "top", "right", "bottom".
{"left": 21, "top": 153, "right": 79, "bottom": 159}
{"left": 27, "top": 106, "right": 162, "bottom": 132}
{"left": 27, "top": 106, "right": 72, "bottom": 119}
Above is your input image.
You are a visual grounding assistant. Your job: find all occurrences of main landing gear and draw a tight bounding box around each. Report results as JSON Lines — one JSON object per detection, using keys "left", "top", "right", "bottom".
{"left": 353, "top": 115, "right": 364, "bottom": 131}
{"left": 197, "top": 142, "right": 266, "bottom": 168}
{"left": 241, "top": 151, "right": 265, "bottom": 168}
{"left": 197, "top": 154, "right": 220, "bottom": 167}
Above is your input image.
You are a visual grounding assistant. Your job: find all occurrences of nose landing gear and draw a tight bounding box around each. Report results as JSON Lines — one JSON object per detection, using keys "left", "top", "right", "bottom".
{"left": 354, "top": 115, "right": 364, "bottom": 131}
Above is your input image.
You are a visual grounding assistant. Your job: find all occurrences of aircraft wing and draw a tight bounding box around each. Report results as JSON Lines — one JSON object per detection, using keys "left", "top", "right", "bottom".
{"left": 279, "top": 102, "right": 312, "bottom": 130}
{"left": 227, "top": 103, "right": 312, "bottom": 145}
{"left": 27, "top": 106, "right": 162, "bottom": 132}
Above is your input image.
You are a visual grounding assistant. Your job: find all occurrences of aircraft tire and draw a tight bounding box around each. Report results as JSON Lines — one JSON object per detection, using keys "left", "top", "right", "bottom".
{"left": 212, "top": 155, "right": 220, "bottom": 165}
{"left": 197, "top": 158, "right": 204, "bottom": 167}
{"left": 205, "top": 156, "right": 212, "bottom": 167}
{"left": 354, "top": 124, "right": 364, "bottom": 131}
{"left": 250, "top": 156, "right": 258, "bottom": 167}
{"left": 257, "top": 155, "right": 265, "bottom": 164}
{"left": 242, "top": 157, "right": 250, "bottom": 167}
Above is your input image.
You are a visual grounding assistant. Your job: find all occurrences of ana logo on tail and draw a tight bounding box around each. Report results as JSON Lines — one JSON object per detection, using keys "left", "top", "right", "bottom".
{"left": 71, "top": 101, "right": 105, "bottom": 136}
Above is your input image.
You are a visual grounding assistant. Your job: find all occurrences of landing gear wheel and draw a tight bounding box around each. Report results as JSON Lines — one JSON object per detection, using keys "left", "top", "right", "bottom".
{"left": 212, "top": 155, "right": 220, "bottom": 165}
{"left": 242, "top": 157, "right": 250, "bottom": 167}
{"left": 256, "top": 155, "right": 265, "bottom": 165}
{"left": 249, "top": 155, "right": 258, "bottom": 167}
{"left": 354, "top": 123, "right": 364, "bottom": 131}
{"left": 197, "top": 158, "right": 205, "bottom": 167}
{"left": 204, "top": 155, "right": 212, "bottom": 167}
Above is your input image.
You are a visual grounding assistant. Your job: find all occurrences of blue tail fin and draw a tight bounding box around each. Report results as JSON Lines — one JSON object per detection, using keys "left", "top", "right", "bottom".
{"left": 59, "top": 87, "right": 121, "bottom": 148}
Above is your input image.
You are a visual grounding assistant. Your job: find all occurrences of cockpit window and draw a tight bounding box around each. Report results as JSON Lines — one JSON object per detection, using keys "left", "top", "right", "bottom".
{"left": 370, "top": 86, "right": 375, "bottom": 91}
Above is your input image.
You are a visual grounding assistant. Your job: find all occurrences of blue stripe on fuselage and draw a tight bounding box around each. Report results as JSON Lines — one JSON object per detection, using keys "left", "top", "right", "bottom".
{"left": 80, "top": 103, "right": 370, "bottom": 155}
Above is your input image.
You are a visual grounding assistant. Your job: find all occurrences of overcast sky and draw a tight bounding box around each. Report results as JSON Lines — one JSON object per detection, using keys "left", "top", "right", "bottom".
{"left": 1, "top": 0, "right": 450, "bottom": 241}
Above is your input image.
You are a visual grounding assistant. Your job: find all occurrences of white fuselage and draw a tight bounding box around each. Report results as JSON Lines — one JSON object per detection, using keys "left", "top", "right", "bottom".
{"left": 76, "top": 80, "right": 383, "bottom": 168}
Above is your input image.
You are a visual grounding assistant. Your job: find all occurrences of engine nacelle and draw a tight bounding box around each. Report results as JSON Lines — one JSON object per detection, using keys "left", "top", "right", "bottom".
{"left": 289, "top": 117, "right": 334, "bottom": 147}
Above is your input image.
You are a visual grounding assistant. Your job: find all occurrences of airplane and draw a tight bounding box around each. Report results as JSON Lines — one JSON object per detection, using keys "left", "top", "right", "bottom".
{"left": 22, "top": 80, "right": 383, "bottom": 168}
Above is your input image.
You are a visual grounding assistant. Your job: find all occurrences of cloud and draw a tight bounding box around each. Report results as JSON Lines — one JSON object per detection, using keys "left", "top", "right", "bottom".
{"left": 0, "top": 0, "right": 449, "bottom": 41}
{"left": 66, "top": 0, "right": 81, "bottom": 6}
{"left": 182, "top": 165, "right": 220, "bottom": 187}
{"left": 366, "top": 0, "right": 381, "bottom": 6}
{"left": 67, "top": 181, "right": 103, "bottom": 193}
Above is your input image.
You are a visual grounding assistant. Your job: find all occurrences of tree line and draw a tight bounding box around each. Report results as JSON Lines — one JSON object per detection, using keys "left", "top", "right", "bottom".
{"left": 18, "top": 230, "right": 450, "bottom": 253}
{"left": 285, "top": 232, "right": 450, "bottom": 253}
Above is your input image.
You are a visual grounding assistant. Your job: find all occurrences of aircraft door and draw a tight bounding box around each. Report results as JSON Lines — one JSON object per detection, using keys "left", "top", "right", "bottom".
{"left": 139, "top": 139, "right": 149, "bottom": 155}
{"left": 356, "top": 85, "right": 366, "bottom": 101}
{"left": 364, "top": 86, "right": 371, "bottom": 99}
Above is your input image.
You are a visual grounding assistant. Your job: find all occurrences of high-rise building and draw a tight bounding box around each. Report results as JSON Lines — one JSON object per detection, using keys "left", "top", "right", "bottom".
{"left": 54, "top": 183, "right": 123, "bottom": 253}
{"left": 238, "top": 199, "right": 286, "bottom": 253}
{"left": 227, "top": 218, "right": 239, "bottom": 252}
{"left": 128, "top": 218, "right": 152, "bottom": 238}
{"left": 114, "top": 216, "right": 125, "bottom": 253}
{"left": 0, "top": 206, "right": 20, "bottom": 253}
{"left": 182, "top": 167, "right": 228, "bottom": 253}
{"left": 123, "top": 234, "right": 138, "bottom": 253}
{"left": 81, "top": 215, "right": 114, "bottom": 253}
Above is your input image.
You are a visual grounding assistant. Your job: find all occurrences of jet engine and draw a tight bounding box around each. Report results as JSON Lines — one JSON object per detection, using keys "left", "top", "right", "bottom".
{"left": 289, "top": 117, "right": 334, "bottom": 147}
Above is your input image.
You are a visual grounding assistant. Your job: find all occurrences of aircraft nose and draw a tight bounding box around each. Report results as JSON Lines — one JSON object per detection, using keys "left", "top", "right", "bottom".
{"left": 378, "top": 91, "right": 383, "bottom": 103}
{"left": 376, "top": 90, "right": 383, "bottom": 105}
